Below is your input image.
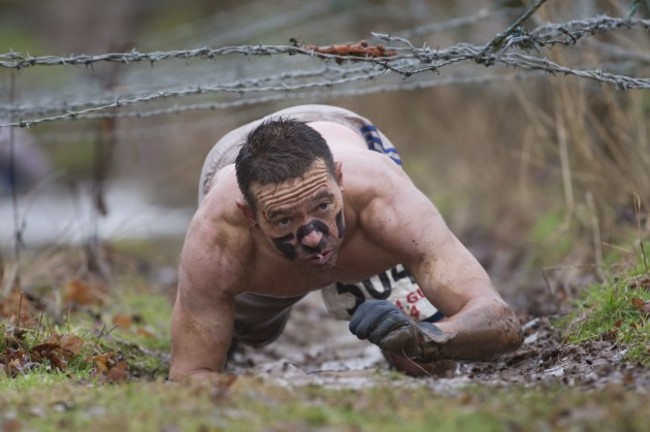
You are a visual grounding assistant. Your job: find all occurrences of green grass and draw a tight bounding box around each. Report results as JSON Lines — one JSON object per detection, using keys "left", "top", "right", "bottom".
{"left": 1, "top": 376, "right": 649, "bottom": 432}
{"left": 560, "top": 258, "right": 650, "bottom": 366}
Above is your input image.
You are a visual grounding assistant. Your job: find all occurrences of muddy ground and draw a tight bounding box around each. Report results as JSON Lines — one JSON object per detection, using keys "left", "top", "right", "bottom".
{"left": 225, "top": 291, "right": 649, "bottom": 392}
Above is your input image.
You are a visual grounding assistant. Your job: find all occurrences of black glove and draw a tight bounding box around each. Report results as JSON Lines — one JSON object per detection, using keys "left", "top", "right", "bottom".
{"left": 349, "top": 300, "right": 453, "bottom": 362}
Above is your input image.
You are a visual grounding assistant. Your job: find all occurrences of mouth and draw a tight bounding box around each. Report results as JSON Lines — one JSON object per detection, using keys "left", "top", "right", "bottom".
{"left": 307, "top": 249, "right": 333, "bottom": 267}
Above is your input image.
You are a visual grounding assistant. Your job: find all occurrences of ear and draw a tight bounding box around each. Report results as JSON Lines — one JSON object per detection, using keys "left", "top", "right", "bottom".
{"left": 236, "top": 198, "right": 258, "bottom": 227}
{"left": 334, "top": 161, "right": 344, "bottom": 189}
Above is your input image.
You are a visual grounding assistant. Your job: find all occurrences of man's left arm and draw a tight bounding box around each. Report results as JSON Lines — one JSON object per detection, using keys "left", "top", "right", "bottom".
{"left": 355, "top": 169, "right": 523, "bottom": 362}
{"left": 410, "top": 225, "right": 522, "bottom": 361}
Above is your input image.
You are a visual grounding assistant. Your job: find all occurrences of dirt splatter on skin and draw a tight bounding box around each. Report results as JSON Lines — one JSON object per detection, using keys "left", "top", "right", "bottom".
{"left": 226, "top": 293, "right": 649, "bottom": 391}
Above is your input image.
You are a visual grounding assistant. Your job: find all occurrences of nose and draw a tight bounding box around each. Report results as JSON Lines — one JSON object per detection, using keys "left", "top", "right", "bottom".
{"left": 300, "top": 229, "right": 323, "bottom": 248}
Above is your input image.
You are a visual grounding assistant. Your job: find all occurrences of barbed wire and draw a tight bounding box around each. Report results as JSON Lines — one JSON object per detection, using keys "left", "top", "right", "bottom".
{"left": 0, "top": 63, "right": 387, "bottom": 118}
{"left": 2, "top": 70, "right": 556, "bottom": 126}
{"left": 0, "top": 2, "right": 648, "bottom": 128}
{"left": 6, "top": 61, "right": 641, "bottom": 128}
{"left": 0, "top": 15, "right": 647, "bottom": 70}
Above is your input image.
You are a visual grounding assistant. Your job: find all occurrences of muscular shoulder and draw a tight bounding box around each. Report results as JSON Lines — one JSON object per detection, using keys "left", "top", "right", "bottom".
{"left": 341, "top": 151, "right": 449, "bottom": 258}
{"left": 339, "top": 149, "right": 414, "bottom": 214}
{"left": 181, "top": 166, "right": 253, "bottom": 297}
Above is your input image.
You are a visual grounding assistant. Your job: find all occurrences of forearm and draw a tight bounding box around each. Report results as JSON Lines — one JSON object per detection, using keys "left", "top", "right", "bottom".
{"left": 350, "top": 295, "right": 522, "bottom": 366}
{"left": 434, "top": 297, "right": 522, "bottom": 360}
{"left": 169, "top": 296, "right": 234, "bottom": 382}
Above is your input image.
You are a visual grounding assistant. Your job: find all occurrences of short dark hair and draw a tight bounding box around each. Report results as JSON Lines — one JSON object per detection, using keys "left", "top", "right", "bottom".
{"left": 235, "top": 117, "right": 336, "bottom": 211}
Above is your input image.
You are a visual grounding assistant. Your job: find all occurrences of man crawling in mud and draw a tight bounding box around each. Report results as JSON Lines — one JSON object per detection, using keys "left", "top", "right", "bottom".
{"left": 169, "top": 105, "right": 523, "bottom": 382}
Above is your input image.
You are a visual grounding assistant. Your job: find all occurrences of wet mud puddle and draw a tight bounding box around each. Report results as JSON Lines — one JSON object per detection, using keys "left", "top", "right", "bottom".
{"left": 226, "top": 293, "right": 649, "bottom": 392}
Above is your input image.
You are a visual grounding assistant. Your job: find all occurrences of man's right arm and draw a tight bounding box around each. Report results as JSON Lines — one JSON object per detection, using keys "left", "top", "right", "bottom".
{"left": 169, "top": 217, "right": 241, "bottom": 383}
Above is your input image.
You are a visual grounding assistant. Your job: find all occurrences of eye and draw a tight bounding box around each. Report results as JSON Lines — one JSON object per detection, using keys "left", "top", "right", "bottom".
{"left": 318, "top": 201, "right": 332, "bottom": 212}
{"left": 276, "top": 217, "right": 292, "bottom": 227}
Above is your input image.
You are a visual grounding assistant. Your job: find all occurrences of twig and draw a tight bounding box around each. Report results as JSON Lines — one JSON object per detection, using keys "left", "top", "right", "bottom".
{"left": 17, "top": 290, "right": 23, "bottom": 328}
{"left": 556, "top": 97, "right": 575, "bottom": 224}
{"left": 541, "top": 268, "right": 562, "bottom": 313}
{"left": 400, "top": 347, "right": 433, "bottom": 378}
{"left": 92, "top": 324, "right": 109, "bottom": 354}
{"left": 475, "top": 0, "right": 549, "bottom": 64}
{"left": 5, "top": 71, "right": 22, "bottom": 296}
{"left": 633, "top": 193, "right": 648, "bottom": 272}
{"left": 585, "top": 192, "right": 604, "bottom": 280}
{"left": 34, "top": 309, "right": 45, "bottom": 343}
{"left": 8, "top": 72, "right": 21, "bottom": 258}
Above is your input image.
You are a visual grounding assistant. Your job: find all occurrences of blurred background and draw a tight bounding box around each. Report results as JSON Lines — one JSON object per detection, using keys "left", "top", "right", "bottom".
{"left": 0, "top": 0, "right": 648, "bottom": 315}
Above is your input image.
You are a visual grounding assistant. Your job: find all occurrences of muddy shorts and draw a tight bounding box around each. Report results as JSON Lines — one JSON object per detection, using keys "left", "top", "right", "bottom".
{"left": 199, "top": 105, "right": 441, "bottom": 346}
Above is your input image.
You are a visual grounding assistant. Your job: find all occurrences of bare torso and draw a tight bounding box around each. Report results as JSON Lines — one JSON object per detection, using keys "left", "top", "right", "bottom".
{"left": 195, "top": 120, "right": 408, "bottom": 297}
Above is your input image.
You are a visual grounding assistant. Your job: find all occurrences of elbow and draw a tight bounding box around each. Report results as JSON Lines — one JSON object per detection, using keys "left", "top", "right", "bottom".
{"left": 167, "top": 368, "right": 188, "bottom": 382}
{"left": 168, "top": 362, "right": 192, "bottom": 382}
{"left": 495, "top": 302, "right": 523, "bottom": 353}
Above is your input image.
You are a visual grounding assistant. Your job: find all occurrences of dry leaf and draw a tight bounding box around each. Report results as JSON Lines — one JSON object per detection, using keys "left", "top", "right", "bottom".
{"left": 60, "top": 334, "right": 84, "bottom": 355}
{"left": 631, "top": 297, "right": 650, "bottom": 315}
{"left": 44, "top": 351, "right": 67, "bottom": 370}
{"left": 112, "top": 314, "right": 133, "bottom": 329}
{"left": 0, "top": 291, "right": 35, "bottom": 322}
{"left": 628, "top": 276, "right": 650, "bottom": 291}
{"left": 2, "top": 418, "right": 20, "bottom": 432}
{"left": 89, "top": 353, "right": 113, "bottom": 373}
{"left": 105, "top": 360, "right": 129, "bottom": 382}
{"left": 31, "top": 343, "right": 61, "bottom": 354}
{"left": 64, "top": 279, "right": 97, "bottom": 306}
{"left": 613, "top": 319, "right": 623, "bottom": 328}
{"left": 137, "top": 326, "right": 156, "bottom": 338}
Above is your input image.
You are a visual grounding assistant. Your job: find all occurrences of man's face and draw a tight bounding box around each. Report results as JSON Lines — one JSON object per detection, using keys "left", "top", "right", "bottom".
{"left": 250, "top": 159, "right": 346, "bottom": 271}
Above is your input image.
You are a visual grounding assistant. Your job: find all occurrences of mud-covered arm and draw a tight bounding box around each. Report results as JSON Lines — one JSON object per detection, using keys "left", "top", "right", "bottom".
{"left": 410, "top": 226, "right": 522, "bottom": 361}
{"left": 169, "top": 217, "right": 240, "bottom": 382}
{"left": 361, "top": 164, "right": 522, "bottom": 361}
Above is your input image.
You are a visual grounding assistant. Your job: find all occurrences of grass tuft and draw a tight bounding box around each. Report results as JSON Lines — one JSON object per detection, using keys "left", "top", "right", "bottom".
{"left": 560, "top": 259, "right": 650, "bottom": 366}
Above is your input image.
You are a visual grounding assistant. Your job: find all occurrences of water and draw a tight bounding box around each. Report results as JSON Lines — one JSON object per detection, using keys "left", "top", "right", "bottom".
{"left": 0, "top": 180, "right": 194, "bottom": 250}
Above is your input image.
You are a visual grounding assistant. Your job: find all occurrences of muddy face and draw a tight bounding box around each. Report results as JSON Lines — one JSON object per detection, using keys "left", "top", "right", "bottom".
{"left": 252, "top": 160, "right": 345, "bottom": 271}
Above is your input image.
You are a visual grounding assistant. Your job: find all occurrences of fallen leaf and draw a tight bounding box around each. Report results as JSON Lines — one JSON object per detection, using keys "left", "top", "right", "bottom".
{"left": 613, "top": 319, "right": 623, "bottom": 328}
{"left": 29, "top": 342, "right": 71, "bottom": 371}
{"left": 64, "top": 279, "right": 98, "bottom": 306}
{"left": 104, "top": 360, "right": 129, "bottom": 382}
{"left": 0, "top": 291, "right": 35, "bottom": 322}
{"left": 44, "top": 351, "right": 67, "bottom": 371}
{"left": 112, "top": 314, "right": 133, "bottom": 329}
{"left": 628, "top": 276, "right": 650, "bottom": 291}
{"left": 60, "top": 334, "right": 84, "bottom": 355}
{"left": 31, "top": 343, "right": 61, "bottom": 354}
{"left": 631, "top": 297, "right": 650, "bottom": 315}
{"left": 2, "top": 418, "right": 20, "bottom": 432}
{"left": 88, "top": 353, "right": 113, "bottom": 373}
{"left": 137, "top": 326, "right": 156, "bottom": 338}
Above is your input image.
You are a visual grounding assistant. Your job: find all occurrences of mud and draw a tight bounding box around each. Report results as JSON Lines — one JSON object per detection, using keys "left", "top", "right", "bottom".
{"left": 226, "top": 292, "right": 649, "bottom": 392}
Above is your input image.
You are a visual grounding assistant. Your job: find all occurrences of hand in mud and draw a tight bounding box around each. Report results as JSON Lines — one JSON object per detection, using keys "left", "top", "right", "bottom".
{"left": 349, "top": 300, "right": 454, "bottom": 362}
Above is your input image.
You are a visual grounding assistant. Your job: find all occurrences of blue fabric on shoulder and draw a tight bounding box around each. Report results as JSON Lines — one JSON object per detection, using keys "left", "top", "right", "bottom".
{"left": 359, "top": 124, "right": 402, "bottom": 166}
